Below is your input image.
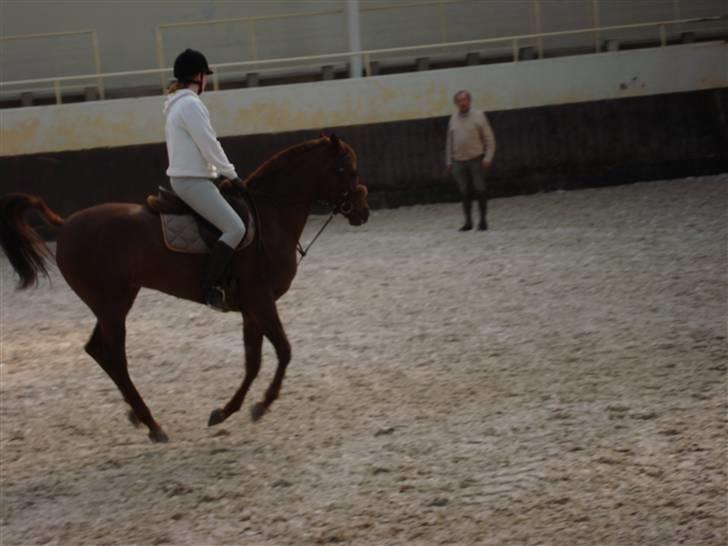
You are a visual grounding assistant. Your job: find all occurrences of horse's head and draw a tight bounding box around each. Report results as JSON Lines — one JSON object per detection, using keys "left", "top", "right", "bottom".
{"left": 245, "top": 134, "right": 370, "bottom": 226}
{"left": 318, "top": 134, "right": 369, "bottom": 226}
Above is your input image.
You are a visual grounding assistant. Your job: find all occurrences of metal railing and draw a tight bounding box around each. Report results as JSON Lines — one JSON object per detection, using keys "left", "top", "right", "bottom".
{"left": 0, "top": 29, "right": 105, "bottom": 101}
{"left": 1, "top": 15, "right": 725, "bottom": 106}
{"left": 155, "top": 7, "right": 346, "bottom": 90}
{"left": 154, "top": 0, "right": 463, "bottom": 87}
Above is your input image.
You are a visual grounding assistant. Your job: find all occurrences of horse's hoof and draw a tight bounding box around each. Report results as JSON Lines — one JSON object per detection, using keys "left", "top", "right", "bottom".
{"left": 250, "top": 403, "right": 266, "bottom": 422}
{"left": 127, "top": 409, "right": 142, "bottom": 428}
{"left": 208, "top": 409, "right": 228, "bottom": 427}
{"left": 149, "top": 429, "right": 169, "bottom": 443}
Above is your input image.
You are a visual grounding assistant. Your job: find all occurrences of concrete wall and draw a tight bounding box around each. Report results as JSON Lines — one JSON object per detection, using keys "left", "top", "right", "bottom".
{"left": 1, "top": 87, "right": 725, "bottom": 216}
{"left": 1, "top": 0, "right": 725, "bottom": 83}
{"left": 2, "top": 42, "right": 726, "bottom": 157}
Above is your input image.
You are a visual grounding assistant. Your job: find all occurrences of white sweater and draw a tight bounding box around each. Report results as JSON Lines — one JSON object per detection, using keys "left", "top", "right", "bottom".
{"left": 164, "top": 89, "right": 238, "bottom": 179}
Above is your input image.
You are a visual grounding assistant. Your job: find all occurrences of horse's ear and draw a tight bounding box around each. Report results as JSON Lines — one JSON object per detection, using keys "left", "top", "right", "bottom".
{"left": 329, "top": 133, "right": 341, "bottom": 149}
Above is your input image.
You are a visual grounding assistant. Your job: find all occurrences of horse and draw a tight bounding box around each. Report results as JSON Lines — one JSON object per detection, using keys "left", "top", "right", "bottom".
{"left": 0, "top": 135, "right": 369, "bottom": 443}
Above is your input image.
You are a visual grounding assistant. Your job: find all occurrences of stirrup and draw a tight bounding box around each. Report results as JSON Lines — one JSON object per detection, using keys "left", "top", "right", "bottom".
{"left": 204, "top": 285, "right": 227, "bottom": 312}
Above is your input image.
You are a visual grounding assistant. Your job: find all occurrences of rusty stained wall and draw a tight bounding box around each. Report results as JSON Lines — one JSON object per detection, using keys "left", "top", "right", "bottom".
{"left": 1, "top": 88, "right": 726, "bottom": 215}
{"left": 2, "top": 41, "right": 727, "bottom": 157}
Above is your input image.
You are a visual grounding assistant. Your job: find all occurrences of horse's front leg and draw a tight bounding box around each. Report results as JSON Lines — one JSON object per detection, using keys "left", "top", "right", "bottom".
{"left": 208, "top": 314, "right": 263, "bottom": 426}
{"left": 249, "top": 298, "right": 291, "bottom": 422}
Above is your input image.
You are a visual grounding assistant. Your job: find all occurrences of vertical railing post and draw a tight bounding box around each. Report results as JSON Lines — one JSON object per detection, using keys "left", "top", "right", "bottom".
{"left": 440, "top": 0, "right": 448, "bottom": 44}
{"left": 250, "top": 21, "right": 258, "bottom": 61}
{"left": 91, "top": 31, "right": 105, "bottom": 99}
{"left": 660, "top": 24, "right": 667, "bottom": 46}
{"left": 346, "top": 0, "right": 363, "bottom": 78}
{"left": 512, "top": 38, "right": 519, "bottom": 62}
{"left": 533, "top": 0, "right": 544, "bottom": 58}
{"left": 155, "top": 26, "right": 167, "bottom": 93}
{"left": 593, "top": 0, "right": 601, "bottom": 52}
{"left": 54, "top": 81, "right": 62, "bottom": 104}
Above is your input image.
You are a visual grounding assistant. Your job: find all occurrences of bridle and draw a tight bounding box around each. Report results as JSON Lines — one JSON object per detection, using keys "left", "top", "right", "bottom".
{"left": 246, "top": 155, "right": 359, "bottom": 264}
{"left": 296, "top": 161, "right": 357, "bottom": 263}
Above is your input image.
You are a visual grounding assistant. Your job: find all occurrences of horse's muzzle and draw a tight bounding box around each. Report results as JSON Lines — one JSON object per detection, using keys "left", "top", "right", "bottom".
{"left": 342, "top": 184, "right": 369, "bottom": 225}
{"left": 346, "top": 208, "right": 369, "bottom": 226}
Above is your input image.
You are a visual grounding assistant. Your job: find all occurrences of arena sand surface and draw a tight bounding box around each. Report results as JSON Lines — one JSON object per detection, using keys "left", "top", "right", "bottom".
{"left": 1, "top": 175, "right": 726, "bottom": 546}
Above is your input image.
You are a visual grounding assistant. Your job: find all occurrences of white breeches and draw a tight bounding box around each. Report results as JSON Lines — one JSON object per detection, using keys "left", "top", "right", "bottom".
{"left": 170, "top": 177, "right": 246, "bottom": 248}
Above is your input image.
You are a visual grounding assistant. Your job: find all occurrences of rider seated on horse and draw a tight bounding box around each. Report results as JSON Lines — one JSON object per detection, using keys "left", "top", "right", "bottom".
{"left": 164, "top": 48, "right": 245, "bottom": 311}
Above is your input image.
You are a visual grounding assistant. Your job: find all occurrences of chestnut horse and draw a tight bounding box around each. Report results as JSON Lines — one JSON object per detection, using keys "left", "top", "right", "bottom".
{"left": 0, "top": 135, "right": 369, "bottom": 442}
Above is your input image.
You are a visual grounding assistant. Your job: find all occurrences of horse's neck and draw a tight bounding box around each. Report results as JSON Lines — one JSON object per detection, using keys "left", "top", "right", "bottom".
{"left": 263, "top": 200, "right": 311, "bottom": 244}
{"left": 251, "top": 174, "right": 315, "bottom": 245}
{"left": 248, "top": 146, "right": 329, "bottom": 246}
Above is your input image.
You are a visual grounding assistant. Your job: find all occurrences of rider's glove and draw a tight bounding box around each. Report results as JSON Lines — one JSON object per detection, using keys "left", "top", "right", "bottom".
{"left": 230, "top": 177, "right": 246, "bottom": 191}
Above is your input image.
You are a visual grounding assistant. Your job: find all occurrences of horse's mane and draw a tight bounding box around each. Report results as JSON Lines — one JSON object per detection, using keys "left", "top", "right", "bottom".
{"left": 244, "top": 137, "right": 330, "bottom": 186}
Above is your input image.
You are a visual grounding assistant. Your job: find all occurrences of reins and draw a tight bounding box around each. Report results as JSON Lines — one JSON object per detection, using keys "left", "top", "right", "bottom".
{"left": 296, "top": 210, "right": 335, "bottom": 264}
{"left": 242, "top": 137, "right": 356, "bottom": 265}
{"left": 247, "top": 188, "right": 347, "bottom": 265}
{"left": 294, "top": 190, "right": 352, "bottom": 264}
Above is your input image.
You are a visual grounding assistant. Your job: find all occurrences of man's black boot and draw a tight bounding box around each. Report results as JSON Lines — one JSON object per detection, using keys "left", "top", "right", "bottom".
{"left": 477, "top": 196, "right": 488, "bottom": 231}
{"left": 459, "top": 198, "right": 473, "bottom": 231}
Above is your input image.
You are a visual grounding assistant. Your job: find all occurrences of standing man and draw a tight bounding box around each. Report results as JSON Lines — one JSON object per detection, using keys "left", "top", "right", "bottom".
{"left": 446, "top": 90, "right": 496, "bottom": 231}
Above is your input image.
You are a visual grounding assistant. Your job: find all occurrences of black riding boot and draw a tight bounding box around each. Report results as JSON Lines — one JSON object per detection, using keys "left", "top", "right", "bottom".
{"left": 459, "top": 198, "right": 473, "bottom": 231}
{"left": 477, "top": 195, "right": 488, "bottom": 231}
{"left": 202, "top": 240, "right": 235, "bottom": 311}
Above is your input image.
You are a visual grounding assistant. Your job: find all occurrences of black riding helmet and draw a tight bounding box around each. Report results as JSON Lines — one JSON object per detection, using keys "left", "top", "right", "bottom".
{"left": 173, "top": 48, "right": 213, "bottom": 83}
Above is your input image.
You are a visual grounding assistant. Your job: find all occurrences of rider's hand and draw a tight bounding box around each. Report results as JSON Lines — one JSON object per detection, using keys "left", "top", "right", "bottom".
{"left": 230, "top": 176, "right": 246, "bottom": 192}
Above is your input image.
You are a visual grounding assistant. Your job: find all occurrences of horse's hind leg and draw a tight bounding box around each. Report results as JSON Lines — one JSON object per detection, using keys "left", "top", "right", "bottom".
{"left": 84, "top": 287, "right": 168, "bottom": 443}
{"left": 86, "top": 320, "right": 168, "bottom": 443}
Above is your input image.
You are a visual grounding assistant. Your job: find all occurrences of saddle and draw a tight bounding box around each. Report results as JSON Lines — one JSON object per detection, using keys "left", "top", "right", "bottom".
{"left": 146, "top": 182, "right": 256, "bottom": 254}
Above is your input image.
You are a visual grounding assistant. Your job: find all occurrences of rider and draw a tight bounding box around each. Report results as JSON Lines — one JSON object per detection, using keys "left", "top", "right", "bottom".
{"left": 164, "top": 48, "right": 246, "bottom": 311}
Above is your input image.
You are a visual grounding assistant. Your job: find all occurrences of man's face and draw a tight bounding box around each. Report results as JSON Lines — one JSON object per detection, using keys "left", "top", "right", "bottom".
{"left": 455, "top": 93, "right": 471, "bottom": 113}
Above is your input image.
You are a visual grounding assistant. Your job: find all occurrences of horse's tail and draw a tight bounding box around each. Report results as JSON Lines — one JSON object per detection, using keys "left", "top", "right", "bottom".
{"left": 0, "top": 193, "right": 64, "bottom": 289}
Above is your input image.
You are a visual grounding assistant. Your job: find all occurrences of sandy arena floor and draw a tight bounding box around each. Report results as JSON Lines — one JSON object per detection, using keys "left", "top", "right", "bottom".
{"left": 1, "top": 175, "right": 726, "bottom": 546}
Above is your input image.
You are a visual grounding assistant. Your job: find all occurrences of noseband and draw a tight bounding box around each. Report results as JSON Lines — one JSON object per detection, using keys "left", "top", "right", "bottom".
{"left": 334, "top": 192, "right": 353, "bottom": 215}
